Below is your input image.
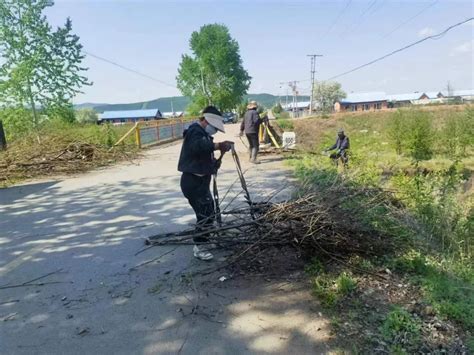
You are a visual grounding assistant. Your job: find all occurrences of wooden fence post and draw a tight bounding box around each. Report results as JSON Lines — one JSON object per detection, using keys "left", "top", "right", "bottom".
{"left": 0, "top": 120, "right": 7, "bottom": 151}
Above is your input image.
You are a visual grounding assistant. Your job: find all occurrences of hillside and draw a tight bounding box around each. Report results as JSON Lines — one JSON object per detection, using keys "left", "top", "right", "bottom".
{"left": 78, "top": 93, "right": 310, "bottom": 113}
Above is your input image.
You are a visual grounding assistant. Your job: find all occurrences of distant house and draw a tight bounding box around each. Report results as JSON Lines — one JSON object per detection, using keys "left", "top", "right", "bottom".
{"left": 387, "top": 93, "right": 423, "bottom": 108}
{"left": 162, "top": 111, "right": 184, "bottom": 118}
{"left": 283, "top": 101, "right": 311, "bottom": 111}
{"left": 442, "top": 89, "right": 474, "bottom": 102}
{"left": 98, "top": 109, "right": 163, "bottom": 124}
{"left": 335, "top": 92, "right": 387, "bottom": 113}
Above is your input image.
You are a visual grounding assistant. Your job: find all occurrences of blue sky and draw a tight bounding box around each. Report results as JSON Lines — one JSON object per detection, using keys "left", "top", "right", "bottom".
{"left": 45, "top": 0, "right": 473, "bottom": 104}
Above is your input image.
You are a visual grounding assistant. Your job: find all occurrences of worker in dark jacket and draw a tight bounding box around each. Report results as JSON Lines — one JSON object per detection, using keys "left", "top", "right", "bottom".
{"left": 240, "top": 101, "right": 262, "bottom": 164}
{"left": 325, "top": 128, "right": 350, "bottom": 167}
{"left": 178, "top": 106, "right": 233, "bottom": 261}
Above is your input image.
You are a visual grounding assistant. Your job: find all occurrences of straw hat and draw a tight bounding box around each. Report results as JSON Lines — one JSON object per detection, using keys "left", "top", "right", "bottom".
{"left": 247, "top": 101, "right": 258, "bottom": 109}
{"left": 203, "top": 112, "right": 225, "bottom": 133}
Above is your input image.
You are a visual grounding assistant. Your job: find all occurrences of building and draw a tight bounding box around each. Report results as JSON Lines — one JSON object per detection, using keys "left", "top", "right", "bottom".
{"left": 162, "top": 111, "right": 184, "bottom": 118}
{"left": 387, "top": 93, "right": 424, "bottom": 108}
{"left": 334, "top": 92, "right": 387, "bottom": 113}
{"left": 98, "top": 109, "right": 163, "bottom": 124}
{"left": 414, "top": 91, "right": 445, "bottom": 105}
{"left": 283, "top": 101, "right": 311, "bottom": 117}
{"left": 443, "top": 89, "right": 474, "bottom": 102}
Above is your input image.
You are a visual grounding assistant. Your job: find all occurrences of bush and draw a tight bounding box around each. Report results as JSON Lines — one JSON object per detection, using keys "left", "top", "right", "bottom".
{"left": 388, "top": 110, "right": 407, "bottom": 155}
{"left": 76, "top": 108, "right": 99, "bottom": 124}
{"left": 276, "top": 118, "right": 294, "bottom": 131}
{"left": 387, "top": 109, "right": 434, "bottom": 160}
{"left": 441, "top": 108, "right": 474, "bottom": 159}
{"left": 405, "top": 110, "right": 434, "bottom": 161}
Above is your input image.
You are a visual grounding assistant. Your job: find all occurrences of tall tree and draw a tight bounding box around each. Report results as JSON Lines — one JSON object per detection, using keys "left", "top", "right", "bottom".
{"left": 0, "top": 0, "right": 90, "bottom": 126}
{"left": 313, "top": 81, "right": 346, "bottom": 113}
{"left": 177, "top": 24, "right": 251, "bottom": 113}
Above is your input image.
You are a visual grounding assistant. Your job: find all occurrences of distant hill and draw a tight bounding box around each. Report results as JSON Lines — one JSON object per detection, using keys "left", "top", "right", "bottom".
{"left": 76, "top": 94, "right": 310, "bottom": 113}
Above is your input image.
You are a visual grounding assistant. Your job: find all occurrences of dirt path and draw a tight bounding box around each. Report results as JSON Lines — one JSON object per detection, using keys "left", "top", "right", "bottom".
{"left": 0, "top": 123, "right": 332, "bottom": 354}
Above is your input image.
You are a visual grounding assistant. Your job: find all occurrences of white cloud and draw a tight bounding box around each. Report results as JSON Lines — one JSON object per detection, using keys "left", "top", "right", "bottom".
{"left": 418, "top": 27, "right": 435, "bottom": 38}
{"left": 450, "top": 40, "right": 474, "bottom": 57}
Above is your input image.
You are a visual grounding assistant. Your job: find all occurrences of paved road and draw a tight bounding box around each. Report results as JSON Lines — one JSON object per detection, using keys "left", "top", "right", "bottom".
{"left": 0, "top": 123, "right": 331, "bottom": 354}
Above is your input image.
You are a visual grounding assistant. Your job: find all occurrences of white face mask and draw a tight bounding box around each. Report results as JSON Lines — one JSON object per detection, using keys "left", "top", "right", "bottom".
{"left": 205, "top": 124, "right": 218, "bottom": 136}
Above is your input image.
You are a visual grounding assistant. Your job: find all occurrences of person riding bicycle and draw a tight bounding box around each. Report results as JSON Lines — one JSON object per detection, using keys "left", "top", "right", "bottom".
{"left": 325, "top": 128, "right": 350, "bottom": 167}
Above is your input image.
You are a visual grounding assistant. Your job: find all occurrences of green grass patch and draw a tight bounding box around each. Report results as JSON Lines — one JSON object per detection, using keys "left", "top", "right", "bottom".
{"left": 276, "top": 118, "right": 294, "bottom": 131}
{"left": 311, "top": 270, "right": 358, "bottom": 307}
{"left": 381, "top": 307, "right": 422, "bottom": 353}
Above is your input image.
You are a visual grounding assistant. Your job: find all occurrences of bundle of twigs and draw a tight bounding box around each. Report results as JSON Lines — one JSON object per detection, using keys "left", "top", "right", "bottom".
{"left": 0, "top": 141, "right": 136, "bottom": 182}
{"left": 146, "top": 185, "right": 401, "bottom": 265}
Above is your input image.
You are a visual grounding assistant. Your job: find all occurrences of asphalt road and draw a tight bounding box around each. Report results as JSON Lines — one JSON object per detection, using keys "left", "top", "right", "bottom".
{"left": 0, "top": 123, "right": 332, "bottom": 354}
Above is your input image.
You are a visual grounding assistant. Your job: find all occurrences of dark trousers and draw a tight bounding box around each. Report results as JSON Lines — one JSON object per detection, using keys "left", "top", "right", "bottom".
{"left": 246, "top": 133, "right": 259, "bottom": 150}
{"left": 180, "top": 173, "right": 215, "bottom": 244}
{"left": 330, "top": 149, "right": 348, "bottom": 166}
{"left": 246, "top": 133, "right": 259, "bottom": 161}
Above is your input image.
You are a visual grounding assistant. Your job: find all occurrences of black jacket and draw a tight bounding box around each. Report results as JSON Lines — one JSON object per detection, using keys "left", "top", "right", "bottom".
{"left": 240, "top": 109, "right": 261, "bottom": 134}
{"left": 178, "top": 123, "right": 216, "bottom": 175}
{"left": 329, "top": 135, "right": 350, "bottom": 151}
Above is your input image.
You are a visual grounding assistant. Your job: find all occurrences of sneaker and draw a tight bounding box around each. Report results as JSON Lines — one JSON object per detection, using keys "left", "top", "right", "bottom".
{"left": 193, "top": 245, "right": 213, "bottom": 261}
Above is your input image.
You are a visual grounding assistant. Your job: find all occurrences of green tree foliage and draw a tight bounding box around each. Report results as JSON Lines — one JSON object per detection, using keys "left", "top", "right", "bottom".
{"left": 176, "top": 24, "right": 251, "bottom": 112}
{"left": 76, "top": 108, "right": 98, "bottom": 124}
{"left": 387, "top": 109, "right": 434, "bottom": 160}
{"left": 272, "top": 103, "right": 283, "bottom": 115}
{"left": 388, "top": 110, "right": 407, "bottom": 155}
{"left": 0, "top": 0, "right": 90, "bottom": 129}
{"left": 442, "top": 108, "right": 474, "bottom": 159}
{"left": 406, "top": 110, "right": 434, "bottom": 161}
{"left": 313, "top": 81, "right": 346, "bottom": 113}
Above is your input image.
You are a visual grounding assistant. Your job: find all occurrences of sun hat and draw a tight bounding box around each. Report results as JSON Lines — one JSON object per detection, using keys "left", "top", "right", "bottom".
{"left": 247, "top": 101, "right": 258, "bottom": 109}
{"left": 202, "top": 106, "right": 225, "bottom": 133}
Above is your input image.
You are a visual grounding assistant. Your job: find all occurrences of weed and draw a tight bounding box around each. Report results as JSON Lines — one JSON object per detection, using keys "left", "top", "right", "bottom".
{"left": 276, "top": 118, "right": 294, "bottom": 131}
{"left": 336, "top": 272, "right": 357, "bottom": 296}
{"left": 381, "top": 307, "right": 421, "bottom": 350}
{"left": 304, "top": 258, "right": 324, "bottom": 276}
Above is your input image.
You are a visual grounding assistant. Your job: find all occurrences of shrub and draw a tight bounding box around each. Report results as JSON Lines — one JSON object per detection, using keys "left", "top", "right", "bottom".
{"left": 76, "top": 108, "right": 99, "bottom": 124}
{"left": 387, "top": 110, "right": 407, "bottom": 155}
{"left": 405, "top": 110, "right": 434, "bottom": 161}
{"left": 276, "top": 118, "right": 294, "bottom": 131}
{"left": 441, "top": 108, "right": 474, "bottom": 159}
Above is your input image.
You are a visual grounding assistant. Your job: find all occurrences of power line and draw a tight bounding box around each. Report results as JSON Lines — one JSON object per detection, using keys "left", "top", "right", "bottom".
{"left": 83, "top": 50, "right": 177, "bottom": 88}
{"left": 340, "top": 0, "right": 378, "bottom": 37}
{"left": 321, "top": 0, "right": 353, "bottom": 39}
{"left": 381, "top": 0, "right": 439, "bottom": 39}
{"left": 326, "top": 17, "right": 473, "bottom": 81}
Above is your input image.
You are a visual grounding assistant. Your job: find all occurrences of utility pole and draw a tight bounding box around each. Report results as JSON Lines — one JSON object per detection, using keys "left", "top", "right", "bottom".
{"left": 307, "top": 54, "right": 323, "bottom": 113}
{"left": 288, "top": 81, "right": 299, "bottom": 117}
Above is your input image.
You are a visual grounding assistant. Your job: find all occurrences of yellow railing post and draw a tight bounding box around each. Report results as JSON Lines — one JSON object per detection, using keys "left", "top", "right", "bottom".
{"left": 135, "top": 124, "right": 141, "bottom": 148}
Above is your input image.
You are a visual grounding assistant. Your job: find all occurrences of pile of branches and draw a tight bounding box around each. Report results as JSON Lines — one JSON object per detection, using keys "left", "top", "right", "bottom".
{"left": 0, "top": 140, "right": 136, "bottom": 183}
{"left": 146, "top": 186, "right": 402, "bottom": 267}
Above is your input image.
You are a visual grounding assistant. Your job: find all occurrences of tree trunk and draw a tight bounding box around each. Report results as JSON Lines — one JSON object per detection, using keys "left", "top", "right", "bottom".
{"left": 0, "top": 120, "right": 7, "bottom": 150}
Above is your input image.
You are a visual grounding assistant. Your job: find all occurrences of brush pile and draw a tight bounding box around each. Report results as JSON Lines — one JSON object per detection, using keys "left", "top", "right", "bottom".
{"left": 146, "top": 186, "right": 402, "bottom": 266}
{"left": 0, "top": 139, "right": 136, "bottom": 183}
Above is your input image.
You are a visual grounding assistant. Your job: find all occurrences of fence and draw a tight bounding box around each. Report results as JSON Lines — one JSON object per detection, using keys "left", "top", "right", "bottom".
{"left": 113, "top": 120, "right": 195, "bottom": 149}
{"left": 138, "top": 120, "right": 195, "bottom": 148}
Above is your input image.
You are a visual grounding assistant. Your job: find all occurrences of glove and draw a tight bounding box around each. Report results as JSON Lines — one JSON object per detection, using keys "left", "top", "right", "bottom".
{"left": 219, "top": 141, "right": 234, "bottom": 152}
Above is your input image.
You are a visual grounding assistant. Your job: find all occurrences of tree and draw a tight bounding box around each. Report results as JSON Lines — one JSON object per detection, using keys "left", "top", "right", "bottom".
{"left": 75, "top": 108, "right": 98, "bottom": 124}
{"left": 313, "top": 81, "right": 346, "bottom": 113}
{"left": 0, "top": 0, "right": 90, "bottom": 127}
{"left": 177, "top": 24, "right": 251, "bottom": 113}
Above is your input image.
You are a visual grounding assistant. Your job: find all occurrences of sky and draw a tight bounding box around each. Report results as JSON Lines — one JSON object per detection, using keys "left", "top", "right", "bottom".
{"left": 44, "top": 0, "right": 474, "bottom": 104}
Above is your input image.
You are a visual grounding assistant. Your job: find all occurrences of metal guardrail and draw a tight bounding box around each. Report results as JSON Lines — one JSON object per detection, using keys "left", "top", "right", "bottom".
{"left": 136, "top": 120, "right": 195, "bottom": 148}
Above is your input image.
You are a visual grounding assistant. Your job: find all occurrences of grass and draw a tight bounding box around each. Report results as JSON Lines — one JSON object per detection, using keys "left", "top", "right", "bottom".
{"left": 281, "top": 105, "right": 474, "bottom": 351}
{"left": 381, "top": 307, "right": 422, "bottom": 352}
